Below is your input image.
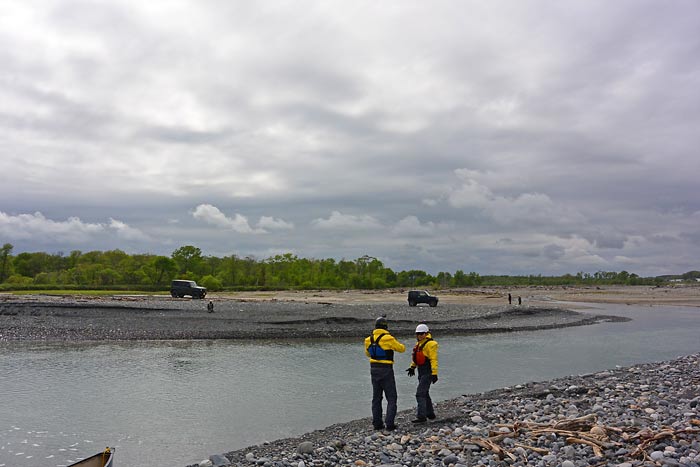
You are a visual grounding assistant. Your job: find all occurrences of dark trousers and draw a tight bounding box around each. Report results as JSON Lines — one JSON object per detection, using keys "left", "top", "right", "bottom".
{"left": 416, "top": 369, "right": 435, "bottom": 420}
{"left": 370, "top": 365, "right": 397, "bottom": 428}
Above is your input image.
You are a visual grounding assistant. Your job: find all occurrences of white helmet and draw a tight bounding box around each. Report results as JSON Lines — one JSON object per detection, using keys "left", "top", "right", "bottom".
{"left": 415, "top": 323, "right": 429, "bottom": 333}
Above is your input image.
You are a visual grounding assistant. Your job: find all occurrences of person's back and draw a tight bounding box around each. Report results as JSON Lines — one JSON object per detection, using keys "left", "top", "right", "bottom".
{"left": 364, "top": 316, "right": 405, "bottom": 430}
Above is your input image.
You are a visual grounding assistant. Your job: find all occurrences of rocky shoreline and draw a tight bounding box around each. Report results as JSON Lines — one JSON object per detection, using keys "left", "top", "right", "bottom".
{"left": 0, "top": 294, "right": 626, "bottom": 341}
{"left": 192, "top": 353, "right": 700, "bottom": 467}
{"left": 2, "top": 292, "right": 698, "bottom": 467}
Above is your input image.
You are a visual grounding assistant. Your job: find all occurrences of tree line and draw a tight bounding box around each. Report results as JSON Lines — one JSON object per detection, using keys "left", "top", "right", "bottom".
{"left": 0, "top": 243, "right": 677, "bottom": 291}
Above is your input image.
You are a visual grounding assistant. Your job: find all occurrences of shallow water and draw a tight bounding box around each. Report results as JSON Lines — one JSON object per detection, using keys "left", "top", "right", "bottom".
{"left": 0, "top": 302, "right": 698, "bottom": 467}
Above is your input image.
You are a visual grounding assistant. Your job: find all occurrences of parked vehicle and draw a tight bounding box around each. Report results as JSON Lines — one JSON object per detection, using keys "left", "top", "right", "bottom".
{"left": 68, "top": 447, "right": 114, "bottom": 467}
{"left": 407, "top": 290, "right": 438, "bottom": 307}
{"left": 170, "top": 279, "right": 207, "bottom": 299}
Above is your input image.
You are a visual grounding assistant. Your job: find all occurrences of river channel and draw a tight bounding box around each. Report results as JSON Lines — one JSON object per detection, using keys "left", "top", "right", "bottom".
{"left": 1, "top": 302, "right": 698, "bottom": 467}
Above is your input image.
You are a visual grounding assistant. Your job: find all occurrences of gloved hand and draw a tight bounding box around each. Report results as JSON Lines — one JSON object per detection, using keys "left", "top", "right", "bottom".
{"left": 406, "top": 367, "right": 415, "bottom": 377}
{"left": 431, "top": 375, "right": 438, "bottom": 383}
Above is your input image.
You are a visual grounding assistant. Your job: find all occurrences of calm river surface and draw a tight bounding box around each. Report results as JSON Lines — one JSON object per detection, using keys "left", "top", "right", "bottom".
{"left": 1, "top": 302, "right": 698, "bottom": 467}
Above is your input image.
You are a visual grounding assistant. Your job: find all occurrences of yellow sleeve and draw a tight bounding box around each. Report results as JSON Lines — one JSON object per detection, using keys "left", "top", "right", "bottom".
{"left": 425, "top": 340, "right": 438, "bottom": 375}
{"left": 386, "top": 334, "right": 406, "bottom": 353}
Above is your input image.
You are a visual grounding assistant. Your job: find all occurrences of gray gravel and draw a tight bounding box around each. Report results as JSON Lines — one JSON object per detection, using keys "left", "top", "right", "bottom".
{"left": 192, "top": 353, "right": 700, "bottom": 467}
{"left": 0, "top": 294, "right": 625, "bottom": 341}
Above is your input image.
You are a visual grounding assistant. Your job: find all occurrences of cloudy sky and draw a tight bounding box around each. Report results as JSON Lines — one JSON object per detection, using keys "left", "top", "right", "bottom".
{"left": 1, "top": 1, "right": 699, "bottom": 276}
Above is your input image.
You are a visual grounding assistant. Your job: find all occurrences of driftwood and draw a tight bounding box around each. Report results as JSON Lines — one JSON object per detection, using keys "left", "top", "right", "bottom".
{"left": 494, "top": 414, "right": 598, "bottom": 432}
{"left": 461, "top": 413, "right": 699, "bottom": 463}
{"left": 513, "top": 442, "right": 548, "bottom": 455}
{"left": 463, "top": 415, "right": 609, "bottom": 459}
{"left": 529, "top": 428, "right": 616, "bottom": 446}
{"left": 629, "top": 427, "right": 700, "bottom": 458}
{"left": 551, "top": 413, "right": 598, "bottom": 431}
{"left": 470, "top": 438, "right": 517, "bottom": 461}
{"left": 566, "top": 437, "right": 604, "bottom": 457}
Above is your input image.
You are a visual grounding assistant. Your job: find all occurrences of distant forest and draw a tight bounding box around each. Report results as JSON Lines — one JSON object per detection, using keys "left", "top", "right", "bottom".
{"left": 1, "top": 243, "right": 697, "bottom": 291}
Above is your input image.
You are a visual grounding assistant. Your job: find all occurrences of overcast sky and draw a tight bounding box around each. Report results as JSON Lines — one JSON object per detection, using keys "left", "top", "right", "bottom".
{"left": 1, "top": 1, "right": 699, "bottom": 276}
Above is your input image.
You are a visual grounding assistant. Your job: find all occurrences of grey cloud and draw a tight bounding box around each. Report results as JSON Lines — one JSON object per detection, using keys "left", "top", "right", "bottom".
{"left": 680, "top": 231, "right": 700, "bottom": 246}
{"left": 2, "top": 1, "right": 699, "bottom": 276}
{"left": 136, "top": 126, "right": 228, "bottom": 144}
{"left": 543, "top": 244, "right": 566, "bottom": 260}
{"left": 589, "top": 234, "right": 627, "bottom": 250}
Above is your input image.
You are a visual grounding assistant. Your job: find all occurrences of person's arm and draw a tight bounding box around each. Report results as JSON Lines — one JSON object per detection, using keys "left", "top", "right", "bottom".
{"left": 426, "top": 341, "right": 438, "bottom": 375}
{"left": 385, "top": 334, "right": 406, "bottom": 353}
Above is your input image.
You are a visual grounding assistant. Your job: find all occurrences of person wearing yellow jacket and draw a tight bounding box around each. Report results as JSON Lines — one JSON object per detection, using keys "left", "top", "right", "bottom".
{"left": 364, "top": 316, "right": 406, "bottom": 430}
{"left": 406, "top": 323, "right": 438, "bottom": 423}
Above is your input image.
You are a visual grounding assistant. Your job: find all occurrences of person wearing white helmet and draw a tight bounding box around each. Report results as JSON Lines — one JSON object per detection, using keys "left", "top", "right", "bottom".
{"left": 364, "top": 316, "right": 406, "bottom": 431}
{"left": 406, "top": 322, "right": 439, "bottom": 423}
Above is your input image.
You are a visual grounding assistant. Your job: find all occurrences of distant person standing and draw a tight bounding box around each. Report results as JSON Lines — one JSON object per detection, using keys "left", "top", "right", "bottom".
{"left": 207, "top": 300, "right": 214, "bottom": 313}
{"left": 406, "top": 323, "right": 439, "bottom": 423}
{"left": 365, "top": 316, "right": 406, "bottom": 431}
{"left": 518, "top": 296, "right": 522, "bottom": 305}
{"left": 508, "top": 293, "right": 512, "bottom": 305}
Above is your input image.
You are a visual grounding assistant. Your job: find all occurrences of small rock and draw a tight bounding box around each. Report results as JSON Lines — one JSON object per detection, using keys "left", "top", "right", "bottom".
{"left": 443, "top": 454, "right": 459, "bottom": 465}
{"left": 297, "top": 442, "right": 314, "bottom": 454}
{"left": 210, "top": 454, "right": 231, "bottom": 466}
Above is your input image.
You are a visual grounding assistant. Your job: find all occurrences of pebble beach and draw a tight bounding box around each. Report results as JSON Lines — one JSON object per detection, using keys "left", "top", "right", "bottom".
{"left": 193, "top": 353, "right": 700, "bottom": 467}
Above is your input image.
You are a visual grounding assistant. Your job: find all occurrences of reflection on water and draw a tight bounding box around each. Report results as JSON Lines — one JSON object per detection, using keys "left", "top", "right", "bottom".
{"left": 0, "top": 303, "right": 698, "bottom": 467}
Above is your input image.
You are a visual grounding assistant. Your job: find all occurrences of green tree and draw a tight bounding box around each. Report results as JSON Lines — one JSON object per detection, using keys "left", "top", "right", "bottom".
{"left": 98, "top": 268, "right": 121, "bottom": 285}
{"left": 143, "top": 256, "right": 177, "bottom": 286}
{"left": 34, "top": 272, "right": 51, "bottom": 284}
{"left": 13, "top": 252, "right": 51, "bottom": 278}
{"left": 171, "top": 246, "right": 203, "bottom": 275}
{"left": 220, "top": 255, "right": 241, "bottom": 286}
{"left": 436, "top": 271, "right": 452, "bottom": 288}
{"left": 200, "top": 274, "right": 222, "bottom": 291}
{"left": 6, "top": 274, "right": 32, "bottom": 286}
{"left": 0, "top": 243, "right": 13, "bottom": 283}
{"left": 117, "top": 255, "right": 145, "bottom": 284}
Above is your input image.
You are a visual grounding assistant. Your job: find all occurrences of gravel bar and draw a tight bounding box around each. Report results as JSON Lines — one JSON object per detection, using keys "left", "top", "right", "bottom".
{"left": 0, "top": 294, "right": 625, "bottom": 341}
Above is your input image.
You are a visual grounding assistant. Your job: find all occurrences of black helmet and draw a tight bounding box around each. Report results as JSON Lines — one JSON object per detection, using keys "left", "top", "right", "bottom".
{"left": 375, "top": 316, "right": 388, "bottom": 329}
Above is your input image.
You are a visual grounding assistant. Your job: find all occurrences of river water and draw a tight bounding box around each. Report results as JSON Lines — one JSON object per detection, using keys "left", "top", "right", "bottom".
{"left": 1, "top": 302, "right": 698, "bottom": 467}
